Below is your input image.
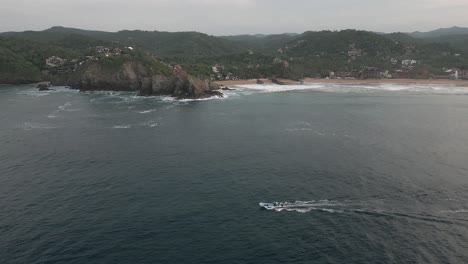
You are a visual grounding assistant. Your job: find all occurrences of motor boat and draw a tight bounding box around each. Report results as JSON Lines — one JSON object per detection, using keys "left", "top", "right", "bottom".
{"left": 259, "top": 202, "right": 285, "bottom": 210}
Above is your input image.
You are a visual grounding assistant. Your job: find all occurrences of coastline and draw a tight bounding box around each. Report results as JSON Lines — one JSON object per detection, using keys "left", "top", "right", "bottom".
{"left": 216, "top": 78, "right": 468, "bottom": 87}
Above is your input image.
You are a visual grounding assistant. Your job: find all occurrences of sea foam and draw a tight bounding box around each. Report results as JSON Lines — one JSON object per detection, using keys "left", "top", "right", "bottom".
{"left": 233, "top": 83, "right": 468, "bottom": 95}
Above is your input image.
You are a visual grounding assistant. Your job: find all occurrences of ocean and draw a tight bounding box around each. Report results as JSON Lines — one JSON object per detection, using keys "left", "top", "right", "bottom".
{"left": 1, "top": 83, "right": 468, "bottom": 263}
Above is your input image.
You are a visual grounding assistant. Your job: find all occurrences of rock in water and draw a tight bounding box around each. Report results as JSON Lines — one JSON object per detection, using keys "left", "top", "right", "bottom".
{"left": 148, "top": 73, "right": 223, "bottom": 99}
{"left": 257, "top": 79, "right": 264, "bottom": 84}
{"left": 221, "top": 87, "right": 236, "bottom": 91}
{"left": 138, "top": 77, "right": 156, "bottom": 96}
{"left": 56, "top": 56, "right": 223, "bottom": 99}
{"left": 209, "top": 82, "right": 221, "bottom": 91}
{"left": 37, "top": 83, "right": 50, "bottom": 91}
{"left": 271, "top": 78, "right": 285, "bottom": 85}
{"left": 173, "top": 74, "right": 223, "bottom": 100}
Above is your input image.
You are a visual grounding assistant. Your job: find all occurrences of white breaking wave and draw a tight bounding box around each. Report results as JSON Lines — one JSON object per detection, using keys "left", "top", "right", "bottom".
{"left": 47, "top": 102, "right": 80, "bottom": 118}
{"left": 112, "top": 125, "right": 132, "bottom": 129}
{"left": 20, "top": 122, "right": 57, "bottom": 130}
{"left": 234, "top": 84, "right": 325, "bottom": 93}
{"left": 139, "top": 109, "right": 158, "bottom": 114}
{"left": 139, "top": 121, "right": 159, "bottom": 128}
{"left": 111, "top": 121, "right": 159, "bottom": 129}
{"left": 17, "top": 86, "right": 79, "bottom": 97}
{"left": 57, "top": 102, "right": 80, "bottom": 112}
{"left": 233, "top": 83, "right": 468, "bottom": 95}
{"left": 178, "top": 94, "right": 227, "bottom": 102}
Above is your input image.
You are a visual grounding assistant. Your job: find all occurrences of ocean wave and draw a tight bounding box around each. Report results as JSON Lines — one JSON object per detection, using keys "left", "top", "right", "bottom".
{"left": 112, "top": 125, "right": 132, "bottom": 129}
{"left": 47, "top": 102, "right": 80, "bottom": 118}
{"left": 285, "top": 121, "right": 353, "bottom": 138}
{"left": 139, "top": 109, "right": 158, "bottom": 114}
{"left": 139, "top": 121, "right": 159, "bottom": 128}
{"left": 439, "top": 209, "right": 468, "bottom": 214}
{"left": 234, "top": 84, "right": 325, "bottom": 93}
{"left": 177, "top": 94, "right": 227, "bottom": 102}
{"left": 111, "top": 120, "right": 159, "bottom": 129}
{"left": 233, "top": 83, "right": 468, "bottom": 95}
{"left": 57, "top": 102, "right": 80, "bottom": 112}
{"left": 17, "top": 86, "right": 79, "bottom": 97}
{"left": 19, "top": 122, "right": 57, "bottom": 130}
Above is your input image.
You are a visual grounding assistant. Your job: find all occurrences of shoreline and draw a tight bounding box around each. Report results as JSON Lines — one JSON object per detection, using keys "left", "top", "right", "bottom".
{"left": 216, "top": 78, "right": 468, "bottom": 87}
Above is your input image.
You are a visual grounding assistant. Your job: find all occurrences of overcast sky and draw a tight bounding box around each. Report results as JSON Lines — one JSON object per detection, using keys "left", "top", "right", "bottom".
{"left": 1, "top": 0, "right": 467, "bottom": 35}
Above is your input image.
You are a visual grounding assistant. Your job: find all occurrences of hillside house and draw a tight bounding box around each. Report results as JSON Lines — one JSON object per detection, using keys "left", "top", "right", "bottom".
{"left": 173, "top": 65, "right": 184, "bottom": 73}
{"left": 113, "top": 48, "right": 122, "bottom": 55}
{"left": 335, "top": 71, "right": 354, "bottom": 78}
{"left": 394, "top": 70, "right": 408, "bottom": 79}
{"left": 46, "top": 56, "right": 66, "bottom": 67}
{"left": 212, "top": 64, "right": 225, "bottom": 73}
{"left": 445, "top": 68, "right": 462, "bottom": 79}
{"left": 461, "top": 70, "right": 468, "bottom": 80}
{"left": 358, "top": 67, "right": 382, "bottom": 79}
{"left": 402, "top": 59, "right": 417, "bottom": 68}
{"left": 225, "top": 72, "right": 235, "bottom": 80}
{"left": 95, "top": 46, "right": 109, "bottom": 53}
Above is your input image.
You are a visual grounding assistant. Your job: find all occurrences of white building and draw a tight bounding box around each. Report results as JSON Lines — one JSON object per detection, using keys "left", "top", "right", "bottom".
{"left": 402, "top": 59, "right": 417, "bottom": 67}
{"left": 45, "top": 56, "right": 66, "bottom": 67}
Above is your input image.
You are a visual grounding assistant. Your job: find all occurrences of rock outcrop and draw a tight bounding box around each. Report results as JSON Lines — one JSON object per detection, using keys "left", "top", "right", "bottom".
{"left": 143, "top": 73, "right": 223, "bottom": 99}
{"left": 221, "top": 86, "right": 236, "bottom": 91}
{"left": 37, "top": 83, "right": 50, "bottom": 91}
{"left": 256, "top": 79, "right": 265, "bottom": 84}
{"left": 78, "top": 62, "right": 150, "bottom": 91}
{"left": 36, "top": 83, "right": 55, "bottom": 91}
{"left": 271, "top": 78, "right": 285, "bottom": 85}
{"left": 65, "top": 60, "right": 223, "bottom": 100}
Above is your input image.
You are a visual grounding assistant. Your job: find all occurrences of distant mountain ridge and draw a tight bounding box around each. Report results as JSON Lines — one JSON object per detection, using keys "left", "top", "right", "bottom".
{"left": 409, "top": 26, "right": 468, "bottom": 38}
{"left": 406, "top": 27, "right": 468, "bottom": 51}
{"left": 3, "top": 26, "right": 468, "bottom": 55}
{"left": 1, "top": 26, "right": 240, "bottom": 56}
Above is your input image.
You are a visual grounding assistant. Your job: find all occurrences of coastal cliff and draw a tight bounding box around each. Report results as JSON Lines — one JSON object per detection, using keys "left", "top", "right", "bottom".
{"left": 139, "top": 74, "right": 222, "bottom": 99}
{"left": 51, "top": 53, "right": 222, "bottom": 99}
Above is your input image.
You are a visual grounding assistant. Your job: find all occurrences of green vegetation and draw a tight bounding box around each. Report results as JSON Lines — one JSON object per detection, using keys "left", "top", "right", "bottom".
{"left": 1, "top": 26, "right": 468, "bottom": 84}
{"left": 99, "top": 48, "right": 174, "bottom": 77}
{"left": 220, "top": 33, "right": 297, "bottom": 52}
{"left": 0, "top": 47, "right": 42, "bottom": 84}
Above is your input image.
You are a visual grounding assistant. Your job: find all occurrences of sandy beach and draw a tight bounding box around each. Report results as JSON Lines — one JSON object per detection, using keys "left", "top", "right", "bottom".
{"left": 216, "top": 78, "right": 468, "bottom": 87}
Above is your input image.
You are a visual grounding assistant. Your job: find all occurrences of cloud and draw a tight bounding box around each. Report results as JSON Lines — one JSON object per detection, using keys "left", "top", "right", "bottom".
{"left": 189, "top": 0, "right": 255, "bottom": 7}
{"left": 424, "top": 0, "right": 468, "bottom": 8}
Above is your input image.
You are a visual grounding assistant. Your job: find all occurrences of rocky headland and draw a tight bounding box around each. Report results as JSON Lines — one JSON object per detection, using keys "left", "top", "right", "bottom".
{"left": 138, "top": 74, "right": 222, "bottom": 99}
{"left": 51, "top": 57, "right": 223, "bottom": 100}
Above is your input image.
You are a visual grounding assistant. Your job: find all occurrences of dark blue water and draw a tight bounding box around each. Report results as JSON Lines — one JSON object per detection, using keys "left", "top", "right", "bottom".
{"left": 1, "top": 84, "right": 468, "bottom": 263}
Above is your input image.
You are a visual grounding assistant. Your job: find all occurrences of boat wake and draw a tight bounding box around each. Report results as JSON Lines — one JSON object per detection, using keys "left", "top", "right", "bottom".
{"left": 259, "top": 200, "right": 346, "bottom": 213}
{"left": 258, "top": 200, "right": 468, "bottom": 225}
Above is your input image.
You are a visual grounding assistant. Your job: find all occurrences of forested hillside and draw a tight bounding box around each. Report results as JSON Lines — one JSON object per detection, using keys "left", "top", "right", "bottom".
{"left": 1, "top": 26, "right": 468, "bottom": 83}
